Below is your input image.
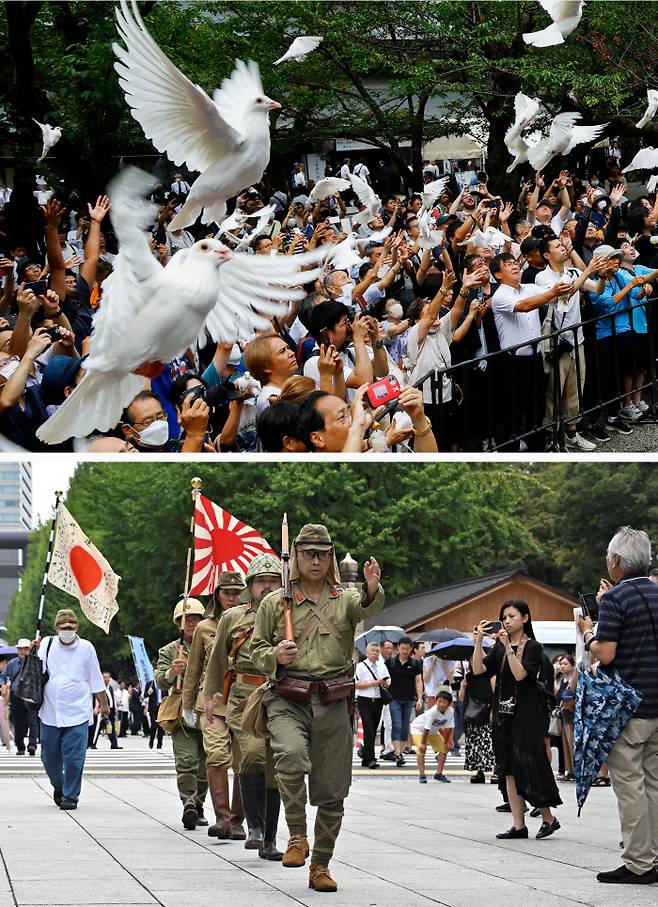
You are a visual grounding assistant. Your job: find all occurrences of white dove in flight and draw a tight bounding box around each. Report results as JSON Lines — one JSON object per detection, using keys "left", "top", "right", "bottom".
{"left": 527, "top": 112, "right": 607, "bottom": 171}
{"left": 350, "top": 173, "right": 382, "bottom": 227}
{"left": 622, "top": 147, "right": 658, "bottom": 173}
{"left": 506, "top": 129, "right": 543, "bottom": 173}
{"left": 36, "top": 169, "right": 322, "bottom": 444}
{"left": 274, "top": 36, "right": 323, "bottom": 65}
{"left": 420, "top": 177, "right": 450, "bottom": 213}
{"left": 113, "top": 0, "right": 281, "bottom": 232}
{"left": 309, "top": 177, "right": 351, "bottom": 202}
{"left": 523, "top": 1, "right": 584, "bottom": 47}
{"left": 32, "top": 119, "right": 62, "bottom": 162}
{"left": 636, "top": 89, "right": 658, "bottom": 129}
{"left": 505, "top": 92, "right": 542, "bottom": 146}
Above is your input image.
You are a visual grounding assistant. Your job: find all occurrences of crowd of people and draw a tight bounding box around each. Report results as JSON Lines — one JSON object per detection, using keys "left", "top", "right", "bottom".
{"left": 2, "top": 523, "right": 657, "bottom": 888}
{"left": 2, "top": 140, "right": 658, "bottom": 453}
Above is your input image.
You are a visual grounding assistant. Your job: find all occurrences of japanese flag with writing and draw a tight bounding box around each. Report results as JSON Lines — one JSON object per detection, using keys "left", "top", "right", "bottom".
{"left": 189, "top": 495, "right": 276, "bottom": 595}
{"left": 47, "top": 504, "right": 120, "bottom": 633}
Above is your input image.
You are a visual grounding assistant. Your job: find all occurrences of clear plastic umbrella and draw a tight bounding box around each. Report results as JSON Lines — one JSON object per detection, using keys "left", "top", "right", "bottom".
{"left": 354, "top": 626, "right": 405, "bottom": 654}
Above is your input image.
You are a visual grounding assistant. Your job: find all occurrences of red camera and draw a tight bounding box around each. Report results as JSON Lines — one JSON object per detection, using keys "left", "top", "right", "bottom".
{"left": 366, "top": 375, "right": 403, "bottom": 409}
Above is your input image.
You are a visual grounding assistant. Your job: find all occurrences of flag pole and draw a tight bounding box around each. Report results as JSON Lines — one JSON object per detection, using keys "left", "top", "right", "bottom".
{"left": 36, "top": 490, "right": 63, "bottom": 641}
{"left": 176, "top": 477, "right": 202, "bottom": 689}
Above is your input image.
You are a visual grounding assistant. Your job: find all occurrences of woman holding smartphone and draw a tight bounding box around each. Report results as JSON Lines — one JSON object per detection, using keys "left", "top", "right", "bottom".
{"left": 472, "top": 599, "right": 562, "bottom": 840}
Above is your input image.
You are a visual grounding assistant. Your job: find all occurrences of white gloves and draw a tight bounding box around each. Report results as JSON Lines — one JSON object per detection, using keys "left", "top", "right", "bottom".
{"left": 182, "top": 709, "right": 197, "bottom": 728}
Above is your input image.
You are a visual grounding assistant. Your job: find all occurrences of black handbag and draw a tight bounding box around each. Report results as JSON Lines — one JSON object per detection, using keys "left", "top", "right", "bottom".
{"left": 14, "top": 638, "right": 52, "bottom": 709}
{"left": 464, "top": 697, "right": 490, "bottom": 726}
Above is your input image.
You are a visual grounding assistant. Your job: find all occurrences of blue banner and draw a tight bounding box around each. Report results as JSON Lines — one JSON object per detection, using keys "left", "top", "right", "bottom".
{"left": 126, "top": 635, "right": 154, "bottom": 692}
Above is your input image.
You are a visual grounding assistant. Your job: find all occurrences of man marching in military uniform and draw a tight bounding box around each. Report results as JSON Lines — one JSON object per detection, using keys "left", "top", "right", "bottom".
{"left": 155, "top": 598, "right": 207, "bottom": 830}
{"left": 251, "top": 524, "right": 384, "bottom": 892}
{"left": 203, "top": 553, "right": 284, "bottom": 860}
{"left": 181, "top": 571, "right": 246, "bottom": 838}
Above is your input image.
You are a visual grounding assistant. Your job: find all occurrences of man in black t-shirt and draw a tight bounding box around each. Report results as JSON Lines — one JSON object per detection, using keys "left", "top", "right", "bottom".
{"left": 385, "top": 636, "right": 423, "bottom": 767}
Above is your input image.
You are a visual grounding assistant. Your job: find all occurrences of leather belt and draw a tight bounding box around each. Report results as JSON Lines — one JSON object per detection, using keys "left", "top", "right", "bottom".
{"left": 235, "top": 673, "right": 266, "bottom": 686}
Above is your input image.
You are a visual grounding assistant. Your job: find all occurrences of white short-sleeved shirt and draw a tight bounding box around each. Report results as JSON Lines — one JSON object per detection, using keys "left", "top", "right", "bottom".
{"left": 492, "top": 283, "right": 543, "bottom": 356}
{"left": 534, "top": 266, "right": 584, "bottom": 347}
{"left": 255, "top": 383, "right": 282, "bottom": 415}
{"left": 355, "top": 657, "right": 391, "bottom": 699}
{"left": 407, "top": 315, "right": 453, "bottom": 404}
{"left": 339, "top": 164, "right": 352, "bottom": 180}
{"left": 303, "top": 346, "right": 354, "bottom": 395}
{"left": 410, "top": 704, "right": 455, "bottom": 736}
{"left": 38, "top": 636, "right": 105, "bottom": 728}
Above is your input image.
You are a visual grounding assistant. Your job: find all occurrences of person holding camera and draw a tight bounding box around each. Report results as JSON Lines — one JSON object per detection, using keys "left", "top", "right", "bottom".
{"left": 120, "top": 389, "right": 209, "bottom": 453}
{"left": 535, "top": 239, "right": 607, "bottom": 451}
{"left": 355, "top": 642, "right": 391, "bottom": 769}
{"left": 472, "top": 600, "right": 562, "bottom": 840}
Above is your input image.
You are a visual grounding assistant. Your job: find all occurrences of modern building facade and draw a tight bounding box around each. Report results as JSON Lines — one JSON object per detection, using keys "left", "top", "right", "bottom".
{"left": 0, "top": 462, "right": 32, "bottom": 634}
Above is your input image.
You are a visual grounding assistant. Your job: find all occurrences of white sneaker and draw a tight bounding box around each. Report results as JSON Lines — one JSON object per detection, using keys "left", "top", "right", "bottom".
{"left": 636, "top": 401, "right": 649, "bottom": 414}
{"left": 564, "top": 432, "right": 596, "bottom": 452}
{"left": 619, "top": 405, "right": 641, "bottom": 422}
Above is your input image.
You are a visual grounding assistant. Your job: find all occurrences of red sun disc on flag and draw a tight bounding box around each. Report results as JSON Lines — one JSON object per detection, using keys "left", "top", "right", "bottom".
{"left": 189, "top": 495, "right": 276, "bottom": 595}
{"left": 69, "top": 545, "right": 103, "bottom": 596}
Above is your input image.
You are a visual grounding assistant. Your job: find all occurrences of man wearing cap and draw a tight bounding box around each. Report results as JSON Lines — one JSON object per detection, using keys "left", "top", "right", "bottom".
{"left": 203, "top": 553, "right": 284, "bottom": 860}
{"left": 155, "top": 598, "right": 207, "bottom": 829}
{"left": 181, "top": 572, "right": 246, "bottom": 839}
{"left": 0, "top": 638, "right": 38, "bottom": 755}
{"left": 251, "top": 524, "right": 384, "bottom": 893}
{"left": 36, "top": 609, "right": 108, "bottom": 809}
{"left": 39, "top": 355, "right": 86, "bottom": 411}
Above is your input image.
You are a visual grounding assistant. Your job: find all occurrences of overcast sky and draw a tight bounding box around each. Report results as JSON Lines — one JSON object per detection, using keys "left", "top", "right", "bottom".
{"left": 31, "top": 456, "right": 78, "bottom": 527}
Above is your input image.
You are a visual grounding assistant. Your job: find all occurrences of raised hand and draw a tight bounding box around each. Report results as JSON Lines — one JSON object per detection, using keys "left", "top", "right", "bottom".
{"left": 88, "top": 195, "right": 110, "bottom": 223}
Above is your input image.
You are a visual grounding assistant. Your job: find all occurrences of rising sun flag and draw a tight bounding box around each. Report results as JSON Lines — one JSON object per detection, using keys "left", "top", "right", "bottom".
{"left": 189, "top": 495, "right": 276, "bottom": 595}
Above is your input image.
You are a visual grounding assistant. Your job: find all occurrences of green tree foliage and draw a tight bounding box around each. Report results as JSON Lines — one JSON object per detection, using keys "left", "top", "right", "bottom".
{"left": 6, "top": 461, "right": 538, "bottom": 674}
{"left": 3, "top": 0, "right": 658, "bottom": 204}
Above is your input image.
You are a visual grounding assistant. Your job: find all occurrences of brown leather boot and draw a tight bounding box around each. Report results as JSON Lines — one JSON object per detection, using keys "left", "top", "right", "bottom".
{"left": 282, "top": 834, "right": 309, "bottom": 868}
{"left": 230, "top": 774, "right": 246, "bottom": 839}
{"left": 308, "top": 863, "right": 338, "bottom": 892}
{"left": 206, "top": 766, "right": 231, "bottom": 838}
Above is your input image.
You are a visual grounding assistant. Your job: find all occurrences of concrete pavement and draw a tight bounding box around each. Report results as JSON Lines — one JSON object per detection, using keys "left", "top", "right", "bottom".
{"left": 0, "top": 737, "right": 655, "bottom": 907}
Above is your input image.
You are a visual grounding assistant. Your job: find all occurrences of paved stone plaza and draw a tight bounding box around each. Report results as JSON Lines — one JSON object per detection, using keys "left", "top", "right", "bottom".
{"left": 0, "top": 737, "right": 655, "bottom": 907}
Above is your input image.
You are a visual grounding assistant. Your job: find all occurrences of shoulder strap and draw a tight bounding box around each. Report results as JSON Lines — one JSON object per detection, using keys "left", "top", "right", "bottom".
{"left": 294, "top": 597, "right": 352, "bottom": 659}
{"left": 228, "top": 626, "right": 254, "bottom": 667}
{"left": 363, "top": 661, "right": 378, "bottom": 681}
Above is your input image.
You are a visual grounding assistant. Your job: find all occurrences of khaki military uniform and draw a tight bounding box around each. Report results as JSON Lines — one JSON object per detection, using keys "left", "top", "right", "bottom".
{"left": 251, "top": 578, "right": 385, "bottom": 866}
{"left": 205, "top": 601, "right": 275, "bottom": 784}
{"left": 155, "top": 638, "right": 207, "bottom": 808}
{"left": 182, "top": 616, "right": 235, "bottom": 770}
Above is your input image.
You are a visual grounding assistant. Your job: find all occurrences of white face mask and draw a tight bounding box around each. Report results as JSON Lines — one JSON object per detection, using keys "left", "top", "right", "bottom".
{"left": 137, "top": 419, "right": 169, "bottom": 447}
{"left": 58, "top": 630, "right": 76, "bottom": 644}
{"left": 387, "top": 303, "right": 403, "bottom": 320}
{"left": 590, "top": 179, "right": 599, "bottom": 187}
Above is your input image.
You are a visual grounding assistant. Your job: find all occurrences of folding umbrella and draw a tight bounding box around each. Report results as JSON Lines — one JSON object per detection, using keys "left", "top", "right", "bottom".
{"left": 424, "top": 637, "right": 494, "bottom": 661}
{"left": 354, "top": 626, "right": 405, "bottom": 654}
{"left": 418, "top": 629, "right": 462, "bottom": 645}
{"left": 573, "top": 664, "right": 641, "bottom": 814}
{"left": 0, "top": 646, "right": 17, "bottom": 659}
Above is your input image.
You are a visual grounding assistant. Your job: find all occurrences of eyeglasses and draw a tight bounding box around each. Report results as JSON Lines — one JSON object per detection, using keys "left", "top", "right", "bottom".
{"left": 297, "top": 548, "right": 332, "bottom": 561}
{"left": 329, "top": 406, "right": 351, "bottom": 425}
{"left": 335, "top": 316, "right": 350, "bottom": 328}
{"left": 133, "top": 411, "right": 167, "bottom": 428}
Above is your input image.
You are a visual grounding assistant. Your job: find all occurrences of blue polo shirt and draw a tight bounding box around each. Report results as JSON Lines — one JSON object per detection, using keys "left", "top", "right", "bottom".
{"left": 596, "top": 573, "right": 658, "bottom": 718}
{"left": 614, "top": 265, "right": 655, "bottom": 334}
{"left": 589, "top": 277, "right": 632, "bottom": 340}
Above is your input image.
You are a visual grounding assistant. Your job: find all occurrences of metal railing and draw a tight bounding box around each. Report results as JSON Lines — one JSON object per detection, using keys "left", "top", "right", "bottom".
{"left": 418, "top": 296, "right": 658, "bottom": 452}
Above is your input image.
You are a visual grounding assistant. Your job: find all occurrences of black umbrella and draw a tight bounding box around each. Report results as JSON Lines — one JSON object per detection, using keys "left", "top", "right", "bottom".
{"left": 418, "top": 629, "right": 462, "bottom": 645}
{"left": 424, "top": 637, "right": 494, "bottom": 661}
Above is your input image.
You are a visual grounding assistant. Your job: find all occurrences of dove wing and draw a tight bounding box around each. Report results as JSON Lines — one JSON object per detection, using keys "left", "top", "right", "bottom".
{"left": 274, "top": 36, "right": 323, "bottom": 65}
{"left": 205, "top": 248, "right": 325, "bottom": 340}
{"left": 309, "top": 177, "right": 351, "bottom": 201}
{"left": 87, "top": 168, "right": 164, "bottom": 365}
{"left": 566, "top": 122, "right": 608, "bottom": 153}
{"left": 637, "top": 90, "right": 658, "bottom": 128}
{"left": 421, "top": 177, "right": 449, "bottom": 208}
{"left": 623, "top": 147, "right": 658, "bottom": 173}
{"left": 113, "top": 0, "right": 241, "bottom": 172}
{"left": 539, "top": 0, "right": 581, "bottom": 25}
{"left": 350, "top": 172, "right": 378, "bottom": 209}
{"left": 547, "top": 112, "right": 582, "bottom": 153}
{"left": 211, "top": 58, "right": 265, "bottom": 138}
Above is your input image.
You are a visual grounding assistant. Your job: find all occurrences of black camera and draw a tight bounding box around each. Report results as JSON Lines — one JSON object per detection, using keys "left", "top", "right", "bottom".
{"left": 179, "top": 380, "right": 241, "bottom": 411}
{"left": 545, "top": 336, "right": 574, "bottom": 364}
{"left": 44, "top": 326, "right": 63, "bottom": 340}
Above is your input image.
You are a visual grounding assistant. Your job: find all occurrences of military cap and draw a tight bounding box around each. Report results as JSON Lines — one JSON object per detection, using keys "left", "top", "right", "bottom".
{"left": 246, "top": 553, "right": 282, "bottom": 581}
{"left": 294, "top": 524, "right": 333, "bottom": 549}
{"left": 53, "top": 609, "right": 78, "bottom": 628}
{"left": 172, "top": 598, "right": 205, "bottom": 624}
{"left": 216, "top": 570, "right": 246, "bottom": 590}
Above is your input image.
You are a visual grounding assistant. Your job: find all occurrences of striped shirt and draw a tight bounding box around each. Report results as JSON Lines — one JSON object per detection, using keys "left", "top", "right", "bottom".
{"left": 596, "top": 573, "right": 658, "bottom": 718}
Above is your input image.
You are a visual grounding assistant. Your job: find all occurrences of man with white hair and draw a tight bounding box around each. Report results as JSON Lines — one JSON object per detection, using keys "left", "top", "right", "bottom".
{"left": 0, "top": 638, "right": 38, "bottom": 755}
{"left": 579, "top": 526, "right": 658, "bottom": 886}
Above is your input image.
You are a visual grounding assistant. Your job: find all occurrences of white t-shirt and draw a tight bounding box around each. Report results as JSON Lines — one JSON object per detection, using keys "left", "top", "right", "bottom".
{"left": 303, "top": 346, "right": 354, "bottom": 393}
{"left": 492, "top": 283, "right": 543, "bottom": 356}
{"left": 353, "top": 163, "right": 370, "bottom": 181}
{"left": 115, "top": 689, "right": 129, "bottom": 711}
{"left": 410, "top": 704, "right": 455, "bottom": 736}
{"left": 293, "top": 171, "right": 307, "bottom": 187}
{"left": 534, "top": 265, "right": 585, "bottom": 347}
{"left": 255, "top": 382, "right": 282, "bottom": 414}
{"left": 38, "top": 636, "right": 105, "bottom": 728}
{"left": 407, "top": 315, "right": 453, "bottom": 404}
{"left": 339, "top": 164, "right": 352, "bottom": 181}
{"left": 355, "top": 657, "right": 391, "bottom": 699}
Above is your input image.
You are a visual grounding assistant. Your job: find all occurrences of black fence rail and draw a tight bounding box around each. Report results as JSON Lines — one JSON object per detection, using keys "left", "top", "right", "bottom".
{"left": 418, "top": 296, "right": 658, "bottom": 452}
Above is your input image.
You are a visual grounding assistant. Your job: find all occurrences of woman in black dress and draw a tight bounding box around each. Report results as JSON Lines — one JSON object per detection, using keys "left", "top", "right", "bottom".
{"left": 472, "top": 599, "right": 562, "bottom": 840}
